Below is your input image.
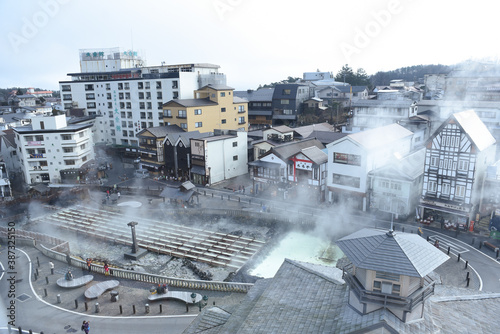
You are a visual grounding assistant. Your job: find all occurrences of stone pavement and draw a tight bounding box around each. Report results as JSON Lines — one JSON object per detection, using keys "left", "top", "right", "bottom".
{"left": 25, "top": 246, "right": 247, "bottom": 318}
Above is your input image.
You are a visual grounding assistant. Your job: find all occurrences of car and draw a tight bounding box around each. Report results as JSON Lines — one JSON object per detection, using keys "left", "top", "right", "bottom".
{"left": 133, "top": 157, "right": 141, "bottom": 163}
{"left": 134, "top": 169, "right": 149, "bottom": 178}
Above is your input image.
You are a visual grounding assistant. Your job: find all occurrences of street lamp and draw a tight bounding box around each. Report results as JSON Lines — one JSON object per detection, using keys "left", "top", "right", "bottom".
{"left": 191, "top": 292, "right": 197, "bottom": 304}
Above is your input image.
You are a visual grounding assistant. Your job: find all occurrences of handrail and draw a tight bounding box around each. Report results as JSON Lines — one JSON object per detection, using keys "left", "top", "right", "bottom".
{"left": 36, "top": 243, "right": 253, "bottom": 293}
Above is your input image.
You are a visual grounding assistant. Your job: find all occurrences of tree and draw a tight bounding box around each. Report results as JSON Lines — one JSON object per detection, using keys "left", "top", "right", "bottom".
{"left": 16, "top": 88, "right": 23, "bottom": 96}
{"left": 334, "top": 65, "right": 371, "bottom": 87}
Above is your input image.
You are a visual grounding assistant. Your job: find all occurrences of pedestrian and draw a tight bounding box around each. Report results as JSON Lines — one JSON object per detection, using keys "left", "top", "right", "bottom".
{"left": 117, "top": 192, "right": 120, "bottom": 200}
{"left": 104, "top": 263, "right": 109, "bottom": 276}
{"left": 86, "top": 258, "right": 92, "bottom": 272}
{"left": 434, "top": 240, "right": 439, "bottom": 249}
{"left": 49, "top": 261, "right": 54, "bottom": 275}
{"left": 81, "top": 320, "right": 90, "bottom": 334}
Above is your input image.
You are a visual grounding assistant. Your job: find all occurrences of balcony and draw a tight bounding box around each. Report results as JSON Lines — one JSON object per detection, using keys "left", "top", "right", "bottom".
{"left": 342, "top": 266, "right": 435, "bottom": 313}
{"left": 238, "top": 109, "right": 246, "bottom": 113}
{"left": 28, "top": 154, "right": 45, "bottom": 159}
{"left": 176, "top": 115, "right": 187, "bottom": 119}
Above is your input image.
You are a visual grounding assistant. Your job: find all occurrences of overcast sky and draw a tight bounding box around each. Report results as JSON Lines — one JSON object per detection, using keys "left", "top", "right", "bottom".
{"left": 1, "top": 0, "right": 499, "bottom": 91}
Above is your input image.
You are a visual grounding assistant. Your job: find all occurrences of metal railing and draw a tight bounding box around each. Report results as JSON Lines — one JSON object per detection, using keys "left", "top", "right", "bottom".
{"left": 37, "top": 243, "right": 253, "bottom": 293}
{"left": 342, "top": 265, "right": 435, "bottom": 312}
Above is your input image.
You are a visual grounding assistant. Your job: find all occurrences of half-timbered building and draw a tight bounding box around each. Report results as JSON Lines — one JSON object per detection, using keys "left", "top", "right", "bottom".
{"left": 419, "top": 109, "right": 496, "bottom": 226}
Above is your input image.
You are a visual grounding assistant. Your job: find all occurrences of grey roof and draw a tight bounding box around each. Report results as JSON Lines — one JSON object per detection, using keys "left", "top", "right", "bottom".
{"left": 271, "top": 138, "right": 325, "bottom": 161}
{"left": 293, "top": 122, "right": 335, "bottom": 138}
{"left": 137, "top": 125, "right": 183, "bottom": 138}
{"left": 163, "top": 98, "right": 218, "bottom": 108}
{"left": 200, "top": 84, "right": 235, "bottom": 91}
{"left": 248, "top": 110, "right": 272, "bottom": 116}
{"left": 368, "top": 148, "right": 426, "bottom": 181}
{"left": 306, "top": 130, "right": 348, "bottom": 145}
{"left": 232, "top": 96, "right": 247, "bottom": 104}
{"left": 352, "top": 99, "right": 416, "bottom": 107}
{"left": 234, "top": 88, "right": 274, "bottom": 102}
{"left": 159, "top": 187, "right": 195, "bottom": 201}
{"left": 335, "top": 85, "right": 368, "bottom": 93}
{"left": 267, "top": 125, "right": 294, "bottom": 133}
{"left": 454, "top": 109, "right": 496, "bottom": 151}
{"left": 299, "top": 146, "right": 328, "bottom": 165}
{"left": 336, "top": 229, "right": 449, "bottom": 277}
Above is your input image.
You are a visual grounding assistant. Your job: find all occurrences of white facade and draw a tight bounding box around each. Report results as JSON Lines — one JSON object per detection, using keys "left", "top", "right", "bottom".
{"left": 60, "top": 48, "right": 226, "bottom": 147}
{"left": 206, "top": 132, "right": 248, "bottom": 184}
{"left": 14, "top": 115, "right": 95, "bottom": 185}
{"left": 327, "top": 124, "right": 413, "bottom": 210}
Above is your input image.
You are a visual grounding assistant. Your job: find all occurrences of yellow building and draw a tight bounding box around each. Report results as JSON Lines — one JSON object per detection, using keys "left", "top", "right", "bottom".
{"left": 162, "top": 84, "right": 248, "bottom": 132}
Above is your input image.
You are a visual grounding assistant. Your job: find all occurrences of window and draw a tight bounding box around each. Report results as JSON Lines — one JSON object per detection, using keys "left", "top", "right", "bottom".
{"left": 158, "top": 102, "right": 163, "bottom": 109}
{"left": 283, "top": 89, "right": 291, "bottom": 95}
{"left": 221, "top": 107, "right": 226, "bottom": 112}
{"left": 106, "top": 83, "right": 110, "bottom": 90}
{"left": 332, "top": 173, "right": 360, "bottom": 188}
{"left": 80, "top": 143, "right": 86, "bottom": 150}
{"left": 140, "top": 102, "right": 145, "bottom": 109}
{"left": 195, "top": 122, "right": 202, "bottom": 128}
{"left": 63, "top": 94, "right": 72, "bottom": 101}
{"left": 173, "top": 92, "right": 178, "bottom": 99}
{"left": 238, "top": 105, "right": 245, "bottom": 113}
{"left": 145, "top": 82, "right": 150, "bottom": 89}
{"left": 233, "top": 155, "right": 238, "bottom": 161}
{"left": 156, "top": 81, "right": 162, "bottom": 89}
{"left": 181, "top": 123, "right": 187, "bottom": 129}
{"left": 146, "top": 92, "right": 151, "bottom": 100}
{"left": 221, "top": 92, "right": 226, "bottom": 97}
{"left": 86, "top": 93, "right": 95, "bottom": 100}
{"left": 126, "top": 102, "right": 131, "bottom": 109}
{"left": 61, "top": 134, "right": 72, "bottom": 140}
{"left": 238, "top": 116, "right": 245, "bottom": 124}
{"left": 61, "top": 85, "right": 71, "bottom": 92}
{"left": 430, "top": 156, "right": 438, "bottom": 167}
{"left": 87, "top": 102, "right": 96, "bottom": 109}
{"left": 164, "top": 109, "right": 172, "bottom": 117}
{"left": 458, "top": 160, "right": 468, "bottom": 171}
{"left": 221, "top": 119, "right": 226, "bottom": 124}
{"left": 124, "top": 82, "right": 130, "bottom": 90}
{"left": 157, "top": 92, "right": 163, "bottom": 99}
{"left": 65, "top": 160, "right": 75, "bottom": 165}
{"left": 442, "top": 183, "right": 451, "bottom": 195}
{"left": 428, "top": 181, "right": 437, "bottom": 193}
{"left": 85, "top": 84, "right": 94, "bottom": 91}
{"left": 455, "top": 185, "right": 466, "bottom": 198}
{"left": 232, "top": 141, "right": 238, "bottom": 147}
{"left": 125, "top": 92, "right": 130, "bottom": 99}
{"left": 178, "top": 110, "right": 186, "bottom": 118}
{"left": 194, "top": 109, "right": 202, "bottom": 115}
{"left": 334, "top": 153, "right": 361, "bottom": 166}
{"left": 63, "top": 147, "right": 73, "bottom": 153}
{"left": 119, "top": 93, "right": 124, "bottom": 99}
{"left": 281, "top": 99, "right": 289, "bottom": 104}
{"left": 118, "top": 83, "right": 123, "bottom": 90}
{"left": 107, "top": 93, "right": 112, "bottom": 100}
{"left": 138, "top": 82, "right": 143, "bottom": 89}
{"left": 172, "top": 81, "right": 178, "bottom": 89}
{"left": 107, "top": 102, "right": 112, "bottom": 108}
{"left": 147, "top": 102, "right": 152, "bottom": 109}
{"left": 138, "top": 92, "right": 144, "bottom": 99}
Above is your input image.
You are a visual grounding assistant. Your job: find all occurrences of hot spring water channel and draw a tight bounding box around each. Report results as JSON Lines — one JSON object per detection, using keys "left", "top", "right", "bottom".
{"left": 249, "top": 231, "right": 344, "bottom": 278}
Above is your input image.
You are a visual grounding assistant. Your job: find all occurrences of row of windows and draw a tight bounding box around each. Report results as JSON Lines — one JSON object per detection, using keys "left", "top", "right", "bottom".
{"left": 430, "top": 157, "right": 469, "bottom": 171}
{"left": 24, "top": 132, "right": 85, "bottom": 142}
{"left": 333, "top": 153, "right": 361, "bottom": 166}
{"left": 378, "top": 180, "right": 402, "bottom": 191}
{"left": 427, "top": 181, "right": 466, "bottom": 197}
{"left": 65, "top": 81, "right": 177, "bottom": 93}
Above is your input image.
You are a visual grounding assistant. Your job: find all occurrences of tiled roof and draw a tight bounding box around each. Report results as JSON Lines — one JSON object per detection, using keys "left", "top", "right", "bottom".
{"left": 271, "top": 138, "right": 324, "bottom": 161}
{"left": 163, "top": 98, "right": 218, "bottom": 108}
{"left": 137, "top": 125, "right": 183, "bottom": 138}
{"left": 336, "top": 229, "right": 449, "bottom": 277}
{"left": 306, "top": 130, "right": 348, "bottom": 145}
{"left": 293, "top": 122, "right": 335, "bottom": 138}
{"left": 300, "top": 146, "right": 328, "bottom": 165}
{"left": 234, "top": 88, "right": 274, "bottom": 102}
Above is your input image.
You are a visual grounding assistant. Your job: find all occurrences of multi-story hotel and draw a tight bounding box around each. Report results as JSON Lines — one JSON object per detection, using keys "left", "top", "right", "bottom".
{"left": 162, "top": 84, "right": 248, "bottom": 133}
{"left": 59, "top": 47, "right": 226, "bottom": 147}
{"left": 13, "top": 114, "right": 94, "bottom": 185}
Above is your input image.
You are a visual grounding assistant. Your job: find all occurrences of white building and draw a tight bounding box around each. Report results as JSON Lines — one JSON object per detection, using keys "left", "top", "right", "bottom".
{"left": 59, "top": 47, "right": 226, "bottom": 147}
{"left": 190, "top": 130, "right": 248, "bottom": 185}
{"left": 326, "top": 123, "right": 414, "bottom": 210}
{"left": 13, "top": 114, "right": 95, "bottom": 185}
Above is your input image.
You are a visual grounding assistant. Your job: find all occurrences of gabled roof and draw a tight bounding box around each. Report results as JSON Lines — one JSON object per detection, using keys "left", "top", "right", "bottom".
{"left": 306, "top": 130, "right": 347, "bottom": 145}
{"left": 299, "top": 146, "right": 327, "bottom": 165}
{"left": 368, "top": 148, "right": 426, "bottom": 181}
{"left": 163, "top": 98, "right": 218, "bottom": 108}
{"left": 199, "top": 84, "right": 235, "bottom": 91}
{"left": 336, "top": 228, "right": 449, "bottom": 277}
{"left": 453, "top": 109, "right": 496, "bottom": 151}
{"left": 137, "top": 125, "right": 183, "bottom": 138}
{"left": 347, "top": 124, "right": 413, "bottom": 150}
{"left": 232, "top": 96, "right": 247, "bottom": 104}
{"left": 293, "top": 122, "right": 335, "bottom": 138}
{"left": 265, "top": 125, "right": 294, "bottom": 134}
{"left": 271, "top": 138, "right": 324, "bottom": 161}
